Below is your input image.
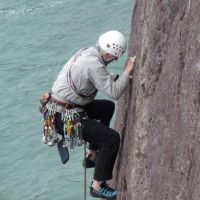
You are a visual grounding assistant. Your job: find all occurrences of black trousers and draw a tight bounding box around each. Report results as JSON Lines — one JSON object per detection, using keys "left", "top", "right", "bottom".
{"left": 55, "top": 99, "right": 120, "bottom": 181}
{"left": 82, "top": 99, "right": 120, "bottom": 181}
{"left": 84, "top": 99, "right": 115, "bottom": 151}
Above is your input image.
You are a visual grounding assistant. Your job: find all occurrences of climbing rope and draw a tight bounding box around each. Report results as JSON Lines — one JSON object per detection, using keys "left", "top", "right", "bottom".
{"left": 84, "top": 142, "right": 87, "bottom": 200}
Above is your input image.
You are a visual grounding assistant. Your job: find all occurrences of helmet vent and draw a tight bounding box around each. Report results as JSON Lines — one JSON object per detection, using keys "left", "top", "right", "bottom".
{"left": 107, "top": 44, "right": 111, "bottom": 48}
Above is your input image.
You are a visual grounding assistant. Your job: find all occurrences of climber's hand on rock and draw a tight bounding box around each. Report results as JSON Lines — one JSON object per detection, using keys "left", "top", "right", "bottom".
{"left": 125, "top": 56, "right": 136, "bottom": 75}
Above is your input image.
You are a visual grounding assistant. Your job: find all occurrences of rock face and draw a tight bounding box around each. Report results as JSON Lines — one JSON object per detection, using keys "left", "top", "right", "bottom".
{"left": 113, "top": 0, "right": 200, "bottom": 199}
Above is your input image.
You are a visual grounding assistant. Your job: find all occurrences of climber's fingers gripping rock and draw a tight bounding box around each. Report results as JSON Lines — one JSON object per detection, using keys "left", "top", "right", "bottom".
{"left": 125, "top": 56, "right": 136, "bottom": 75}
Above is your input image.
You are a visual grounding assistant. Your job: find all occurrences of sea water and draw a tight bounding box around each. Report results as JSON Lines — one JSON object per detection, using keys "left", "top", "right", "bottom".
{"left": 0, "top": 0, "right": 134, "bottom": 199}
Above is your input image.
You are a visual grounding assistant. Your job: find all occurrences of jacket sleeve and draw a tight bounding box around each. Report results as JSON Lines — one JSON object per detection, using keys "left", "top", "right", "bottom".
{"left": 88, "top": 64, "right": 130, "bottom": 100}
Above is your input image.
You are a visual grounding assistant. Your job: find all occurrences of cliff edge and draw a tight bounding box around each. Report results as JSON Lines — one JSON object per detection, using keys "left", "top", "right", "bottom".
{"left": 114, "top": 1, "right": 200, "bottom": 199}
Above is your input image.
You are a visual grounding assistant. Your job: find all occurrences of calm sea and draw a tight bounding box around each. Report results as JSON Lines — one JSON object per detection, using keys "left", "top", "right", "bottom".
{"left": 0, "top": 0, "right": 134, "bottom": 199}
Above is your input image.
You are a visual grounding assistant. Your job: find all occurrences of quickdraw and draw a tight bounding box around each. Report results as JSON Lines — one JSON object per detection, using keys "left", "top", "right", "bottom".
{"left": 41, "top": 101, "right": 85, "bottom": 149}
{"left": 42, "top": 102, "right": 58, "bottom": 146}
{"left": 62, "top": 109, "right": 84, "bottom": 149}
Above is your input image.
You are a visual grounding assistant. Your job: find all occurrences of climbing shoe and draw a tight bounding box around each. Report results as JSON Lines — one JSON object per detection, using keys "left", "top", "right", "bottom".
{"left": 90, "top": 182, "right": 117, "bottom": 200}
{"left": 82, "top": 157, "right": 95, "bottom": 168}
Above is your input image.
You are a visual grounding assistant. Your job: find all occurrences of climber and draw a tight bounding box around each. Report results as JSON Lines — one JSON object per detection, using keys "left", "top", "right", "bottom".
{"left": 50, "top": 30, "right": 136, "bottom": 200}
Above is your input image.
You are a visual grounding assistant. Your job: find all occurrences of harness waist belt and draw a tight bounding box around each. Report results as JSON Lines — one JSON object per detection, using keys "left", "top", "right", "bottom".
{"left": 50, "top": 97, "right": 77, "bottom": 109}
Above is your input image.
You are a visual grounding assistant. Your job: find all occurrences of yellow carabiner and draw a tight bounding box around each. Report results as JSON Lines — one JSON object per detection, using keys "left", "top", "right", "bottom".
{"left": 67, "top": 119, "right": 72, "bottom": 135}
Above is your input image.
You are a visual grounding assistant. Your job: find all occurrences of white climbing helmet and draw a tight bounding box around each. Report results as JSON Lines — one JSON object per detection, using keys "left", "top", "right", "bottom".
{"left": 98, "top": 30, "right": 126, "bottom": 57}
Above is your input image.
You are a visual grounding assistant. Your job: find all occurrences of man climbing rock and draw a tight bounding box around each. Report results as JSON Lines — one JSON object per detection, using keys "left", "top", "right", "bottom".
{"left": 51, "top": 30, "right": 136, "bottom": 200}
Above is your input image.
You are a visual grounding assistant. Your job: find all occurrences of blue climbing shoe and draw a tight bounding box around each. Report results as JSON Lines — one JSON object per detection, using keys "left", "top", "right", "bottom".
{"left": 90, "top": 182, "right": 117, "bottom": 200}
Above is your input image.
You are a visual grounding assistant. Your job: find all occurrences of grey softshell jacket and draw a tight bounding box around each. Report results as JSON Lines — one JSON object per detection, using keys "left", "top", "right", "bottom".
{"left": 51, "top": 47, "right": 130, "bottom": 106}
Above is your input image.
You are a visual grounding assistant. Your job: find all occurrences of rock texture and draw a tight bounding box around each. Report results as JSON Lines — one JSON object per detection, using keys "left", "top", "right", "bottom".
{"left": 113, "top": 0, "right": 200, "bottom": 199}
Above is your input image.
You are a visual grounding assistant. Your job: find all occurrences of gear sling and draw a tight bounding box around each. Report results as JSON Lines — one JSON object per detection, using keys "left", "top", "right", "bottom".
{"left": 39, "top": 48, "right": 93, "bottom": 154}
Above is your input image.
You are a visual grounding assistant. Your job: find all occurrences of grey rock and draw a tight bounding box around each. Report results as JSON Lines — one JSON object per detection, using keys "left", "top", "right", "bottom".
{"left": 113, "top": 0, "right": 200, "bottom": 200}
